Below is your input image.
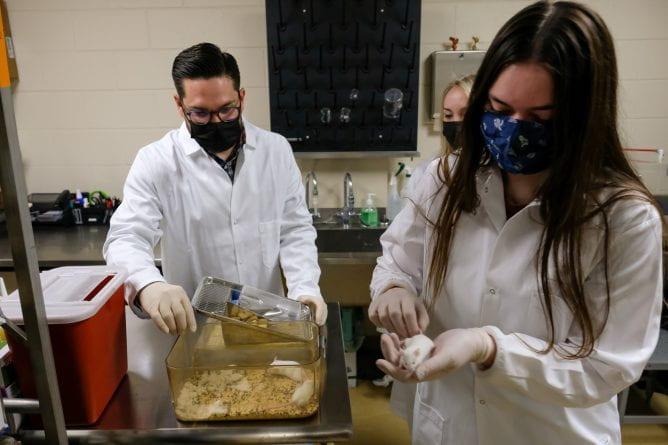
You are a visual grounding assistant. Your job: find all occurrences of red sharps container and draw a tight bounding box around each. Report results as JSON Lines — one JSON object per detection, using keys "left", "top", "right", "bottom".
{"left": 1, "top": 266, "right": 128, "bottom": 425}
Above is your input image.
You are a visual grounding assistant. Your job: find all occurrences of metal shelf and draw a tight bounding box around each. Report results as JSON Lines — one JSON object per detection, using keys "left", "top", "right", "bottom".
{"left": 0, "top": 86, "right": 67, "bottom": 441}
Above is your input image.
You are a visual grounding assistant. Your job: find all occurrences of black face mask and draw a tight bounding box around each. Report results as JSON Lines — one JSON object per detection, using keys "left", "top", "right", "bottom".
{"left": 189, "top": 117, "right": 243, "bottom": 153}
{"left": 442, "top": 121, "right": 462, "bottom": 148}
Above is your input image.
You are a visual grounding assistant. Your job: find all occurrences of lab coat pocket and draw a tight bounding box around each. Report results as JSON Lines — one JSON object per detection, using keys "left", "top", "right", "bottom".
{"left": 412, "top": 386, "right": 447, "bottom": 445}
{"left": 259, "top": 220, "right": 281, "bottom": 268}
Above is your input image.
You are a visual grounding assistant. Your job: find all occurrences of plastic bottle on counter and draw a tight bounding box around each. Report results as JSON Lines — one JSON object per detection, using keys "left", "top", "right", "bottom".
{"left": 400, "top": 166, "right": 413, "bottom": 203}
{"left": 387, "top": 163, "right": 404, "bottom": 222}
{"left": 360, "top": 193, "right": 379, "bottom": 227}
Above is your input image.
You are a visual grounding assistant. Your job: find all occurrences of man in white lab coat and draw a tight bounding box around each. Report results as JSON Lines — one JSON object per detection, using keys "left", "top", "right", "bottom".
{"left": 104, "top": 43, "right": 326, "bottom": 334}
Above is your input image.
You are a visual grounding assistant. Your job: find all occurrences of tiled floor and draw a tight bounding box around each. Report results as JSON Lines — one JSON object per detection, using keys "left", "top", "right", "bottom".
{"left": 348, "top": 381, "right": 668, "bottom": 444}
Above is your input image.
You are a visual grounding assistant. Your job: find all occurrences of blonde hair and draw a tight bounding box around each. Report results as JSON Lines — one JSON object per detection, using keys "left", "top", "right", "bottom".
{"left": 442, "top": 73, "right": 475, "bottom": 102}
{"left": 441, "top": 73, "right": 475, "bottom": 155}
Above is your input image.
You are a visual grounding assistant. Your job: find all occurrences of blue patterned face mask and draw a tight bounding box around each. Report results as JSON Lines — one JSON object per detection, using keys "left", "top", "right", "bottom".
{"left": 480, "top": 111, "right": 553, "bottom": 174}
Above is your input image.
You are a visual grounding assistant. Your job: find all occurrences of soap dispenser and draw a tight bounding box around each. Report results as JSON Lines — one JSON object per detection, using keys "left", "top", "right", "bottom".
{"left": 360, "top": 193, "right": 379, "bottom": 227}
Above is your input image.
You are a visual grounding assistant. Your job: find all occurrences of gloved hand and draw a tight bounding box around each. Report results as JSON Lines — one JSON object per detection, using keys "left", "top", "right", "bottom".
{"left": 376, "top": 328, "right": 496, "bottom": 382}
{"left": 368, "top": 287, "right": 429, "bottom": 338}
{"left": 138, "top": 282, "right": 197, "bottom": 335}
{"left": 298, "top": 295, "right": 328, "bottom": 326}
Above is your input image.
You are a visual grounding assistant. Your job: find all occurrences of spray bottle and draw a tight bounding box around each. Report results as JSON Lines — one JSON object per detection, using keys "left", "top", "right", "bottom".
{"left": 387, "top": 162, "right": 405, "bottom": 221}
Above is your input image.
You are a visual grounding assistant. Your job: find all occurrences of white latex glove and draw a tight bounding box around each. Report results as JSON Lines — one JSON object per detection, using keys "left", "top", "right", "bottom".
{"left": 138, "top": 282, "right": 197, "bottom": 335}
{"left": 368, "top": 287, "right": 429, "bottom": 338}
{"left": 298, "top": 295, "right": 327, "bottom": 326}
{"left": 376, "top": 328, "right": 496, "bottom": 382}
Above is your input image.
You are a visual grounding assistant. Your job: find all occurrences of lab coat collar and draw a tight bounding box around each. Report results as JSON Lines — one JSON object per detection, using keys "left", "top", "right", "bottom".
{"left": 178, "top": 121, "right": 202, "bottom": 156}
{"left": 177, "top": 117, "right": 258, "bottom": 157}
{"left": 477, "top": 166, "right": 541, "bottom": 232}
{"left": 478, "top": 168, "right": 506, "bottom": 232}
{"left": 241, "top": 117, "right": 259, "bottom": 150}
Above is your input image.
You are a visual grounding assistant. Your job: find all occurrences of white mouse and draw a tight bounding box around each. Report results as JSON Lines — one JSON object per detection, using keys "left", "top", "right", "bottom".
{"left": 291, "top": 379, "right": 315, "bottom": 407}
{"left": 400, "top": 334, "right": 435, "bottom": 371}
{"left": 267, "top": 358, "right": 306, "bottom": 382}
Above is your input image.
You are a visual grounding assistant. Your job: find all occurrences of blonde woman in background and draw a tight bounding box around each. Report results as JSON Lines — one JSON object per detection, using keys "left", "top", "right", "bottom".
{"left": 405, "top": 74, "right": 475, "bottom": 197}
{"left": 441, "top": 74, "right": 476, "bottom": 156}
{"left": 388, "top": 74, "right": 475, "bottom": 423}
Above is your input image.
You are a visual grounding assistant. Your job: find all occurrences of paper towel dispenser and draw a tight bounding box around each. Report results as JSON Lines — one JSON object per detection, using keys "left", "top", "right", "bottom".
{"left": 429, "top": 50, "right": 485, "bottom": 123}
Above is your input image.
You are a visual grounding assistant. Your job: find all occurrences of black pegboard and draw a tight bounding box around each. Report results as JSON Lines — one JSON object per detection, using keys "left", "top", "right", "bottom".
{"left": 265, "top": 0, "right": 421, "bottom": 154}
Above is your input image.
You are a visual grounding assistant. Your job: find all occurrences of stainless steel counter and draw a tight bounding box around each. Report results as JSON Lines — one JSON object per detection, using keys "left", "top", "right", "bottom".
{"left": 0, "top": 224, "right": 381, "bottom": 269}
{"left": 0, "top": 225, "right": 121, "bottom": 269}
{"left": 20, "top": 303, "right": 353, "bottom": 444}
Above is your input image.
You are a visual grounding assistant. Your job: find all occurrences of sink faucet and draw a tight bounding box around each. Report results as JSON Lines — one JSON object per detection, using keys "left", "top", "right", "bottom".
{"left": 305, "top": 171, "right": 320, "bottom": 219}
{"left": 339, "top": 172, "right": 356, "bottom": 226}
{"left": 343, "top": 172, "right": 354, "bottom": 211}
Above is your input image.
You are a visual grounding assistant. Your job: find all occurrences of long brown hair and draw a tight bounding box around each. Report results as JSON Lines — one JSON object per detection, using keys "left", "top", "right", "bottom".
{"left": 427, "top": 1, "right": 663, "bottom": 358}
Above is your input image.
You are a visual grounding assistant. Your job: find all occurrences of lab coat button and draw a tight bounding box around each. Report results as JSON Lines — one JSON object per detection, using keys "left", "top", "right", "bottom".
{"left": 489, "top": 288, "right": 496, "bottom": 295}
{"left": 479, "top": 399, "right": 486, "bottom": 405}
{"left": 233, "top": 218, "right": 238, "bottom": 225}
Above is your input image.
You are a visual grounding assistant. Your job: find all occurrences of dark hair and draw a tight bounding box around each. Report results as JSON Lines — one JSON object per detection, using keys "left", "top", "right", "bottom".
{"left": 171, "top": 42, "right": 241, "bottom": 97}
{"left": 427, "top": 1, "right": 663, "bottom": 358}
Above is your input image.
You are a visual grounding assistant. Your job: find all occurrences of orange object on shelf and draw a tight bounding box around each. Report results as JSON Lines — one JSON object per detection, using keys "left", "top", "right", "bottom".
{"left": 0, "top": 1, "right": 17, "bottom": 88}
{"left": 1, "top": 267, "right": 128, "bottom": 425}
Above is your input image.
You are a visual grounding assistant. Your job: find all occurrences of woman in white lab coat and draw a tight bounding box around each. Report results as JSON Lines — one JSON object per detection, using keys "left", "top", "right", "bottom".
{"left": 369, "top": 2, "right": 664, "bottom": 444}
{"left": 388, "top": 73, "right": 476, "bottom": 420}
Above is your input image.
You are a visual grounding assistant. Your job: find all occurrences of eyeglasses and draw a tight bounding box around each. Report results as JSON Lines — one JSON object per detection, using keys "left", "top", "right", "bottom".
{"left": 183, "top": 104, "right": 241, "bottom": 125}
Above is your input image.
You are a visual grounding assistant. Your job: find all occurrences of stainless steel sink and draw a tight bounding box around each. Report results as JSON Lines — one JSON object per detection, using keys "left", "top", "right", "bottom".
{"left": 312, "top": 208, "right": 387, "bottom": 253}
